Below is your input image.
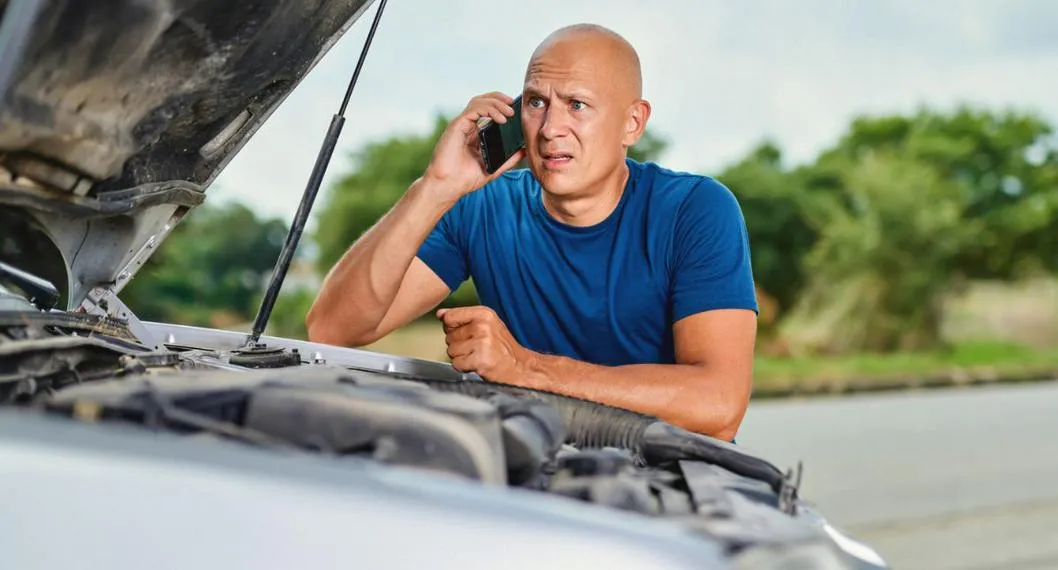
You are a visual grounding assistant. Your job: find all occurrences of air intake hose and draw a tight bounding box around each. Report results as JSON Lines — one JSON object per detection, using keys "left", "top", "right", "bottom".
{"left": 412, "top": 378, "right": 653, "bottom": 451}
{"left": 416, "top": 378, "right": 788, "bottom": 494}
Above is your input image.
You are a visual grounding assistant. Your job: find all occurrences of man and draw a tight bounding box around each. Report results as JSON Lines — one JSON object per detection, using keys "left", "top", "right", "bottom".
{"left": 306, "top": 24, "right": 758, "bottom": 441}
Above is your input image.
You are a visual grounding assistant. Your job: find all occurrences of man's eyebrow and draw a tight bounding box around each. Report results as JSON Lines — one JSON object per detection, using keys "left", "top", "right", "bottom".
{"left": 523, "top": 85, "right": 596, "bottom": 101}
{"left": 523, "top": 85, "right": 546, "bottom": 97}
{"left": 564, "top": 88, "right": 596, "bottom": 101}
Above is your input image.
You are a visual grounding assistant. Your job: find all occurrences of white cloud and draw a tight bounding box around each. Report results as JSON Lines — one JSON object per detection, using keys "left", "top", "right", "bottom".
{"left": 209, "top": 0, "right": 1058, "bottom": 222}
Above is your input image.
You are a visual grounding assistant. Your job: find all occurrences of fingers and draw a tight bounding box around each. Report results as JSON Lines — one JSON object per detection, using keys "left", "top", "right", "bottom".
{"left": 446, "top": 339, "right": 475, "bottom": 360}
{"left": 473, "top": 102, "right": 513, "bottom": 126}
{"left": 450, "top": 345, "right": 494, "bottom": 374}
{"left": 437, "top": 305, "right": 495, "bottom": 329}
{"left": 437, "top": 304, "right": 507, "bottom": 375}
{"left": 474, "top": 91, "right": 516, "bottom": 107}
{"left": 488, "top": 148, "right": 526, "bottom": 180}
{"left": 450, "top": 353, "right": 478, "bottom": 373}
{"left": 440, "top": 306, "right": 490, "bottom": 372}
{"left": 462, "top": 93, "right": 516, "bottom": 125}
{"left": 443, "top": 321, "right": 476, "bottom": 343}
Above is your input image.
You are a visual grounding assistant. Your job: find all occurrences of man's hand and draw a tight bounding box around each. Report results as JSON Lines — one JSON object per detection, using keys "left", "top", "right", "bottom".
{"left": 424, "top": 92, "right": 526, "bottom": 203}
{"left": 437, "top": 305, "right": 532, "bottom": 381}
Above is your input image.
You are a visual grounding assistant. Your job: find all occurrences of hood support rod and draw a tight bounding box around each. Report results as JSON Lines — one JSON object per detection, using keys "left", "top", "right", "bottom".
{"left": 247, "top": 0, "right": 389, "bottom": 345}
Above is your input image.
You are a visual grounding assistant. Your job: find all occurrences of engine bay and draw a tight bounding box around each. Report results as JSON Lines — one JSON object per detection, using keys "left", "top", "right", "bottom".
{"left": 0, "top": 309, "right": 888, "bottom": 569}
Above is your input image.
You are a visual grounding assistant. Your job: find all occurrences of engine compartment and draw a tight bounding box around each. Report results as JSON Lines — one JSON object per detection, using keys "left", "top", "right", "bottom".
{"left": 0, "top": 311, "right": 881, "bottom": 568}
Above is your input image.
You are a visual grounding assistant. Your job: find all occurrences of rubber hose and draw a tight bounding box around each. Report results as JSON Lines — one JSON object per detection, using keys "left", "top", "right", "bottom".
{"left": 411, "top": 378, "right": 655, "bottom": 451}
{"left": 412, "top": 378, "right": 790, "bottom": 494}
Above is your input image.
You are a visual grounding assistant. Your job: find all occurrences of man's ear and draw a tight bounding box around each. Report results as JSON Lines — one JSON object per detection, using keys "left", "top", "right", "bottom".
{"left": 622, "top": 99, "right": 652, "bottom": 147}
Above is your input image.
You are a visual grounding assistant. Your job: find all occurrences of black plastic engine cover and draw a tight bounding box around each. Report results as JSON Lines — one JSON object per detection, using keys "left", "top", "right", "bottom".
{"left": 545, "top": 448, "right": 694, "bottom": 516}
{"left": 242, "top": 384, "right": 505, "bottom": 483}
{"left": 348, "top": 373, "right": 567, "bottom": 488}
{"left": 43, "top": 368, "right": 510, "bottom": 484}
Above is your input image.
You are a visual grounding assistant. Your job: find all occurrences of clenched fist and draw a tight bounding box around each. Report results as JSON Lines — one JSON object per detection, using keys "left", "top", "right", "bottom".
{"left": 437, "top": 305, "right": 531, "bottom": 382}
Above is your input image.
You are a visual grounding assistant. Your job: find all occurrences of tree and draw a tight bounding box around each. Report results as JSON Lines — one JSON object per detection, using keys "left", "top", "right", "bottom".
{"left": 780, "top": 151, "right": 980, "bottom": 353}
{"left": 821, "top": 106, "right": 1058, "bottom": 279}
{"left": 717, "top": 142, "right": 820, "bottom": 316}
{"left": 121, "top": 201, "right": 289, "bottom": 328}
{"left": 778, "top": 106, "right": 1058, "bottom": 353}
{"left": 313, "top": 116, "right": 447, "bottom": 276}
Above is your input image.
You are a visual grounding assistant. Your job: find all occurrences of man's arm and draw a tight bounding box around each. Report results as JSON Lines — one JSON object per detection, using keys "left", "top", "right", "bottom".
{"left": 438, "top": 306, "right": 756, "bottom": 440}
{"left": 305, "top": 92, "right": 526, "bottom": 347}
{"left": 306, "top": 179, "right": 456, "bottom": 347}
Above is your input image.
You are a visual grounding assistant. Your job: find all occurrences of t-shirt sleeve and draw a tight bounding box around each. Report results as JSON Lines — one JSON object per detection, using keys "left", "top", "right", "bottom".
{"left": 416, "top": 197, "right": 470, "bottom": 292}
{"left": 670, "top": 178, "right": 759, "bottom": 322}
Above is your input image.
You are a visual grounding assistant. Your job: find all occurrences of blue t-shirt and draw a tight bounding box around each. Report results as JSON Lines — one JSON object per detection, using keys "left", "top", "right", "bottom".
{"left": 416, "top": 158, "right": 758, "bottom": 366}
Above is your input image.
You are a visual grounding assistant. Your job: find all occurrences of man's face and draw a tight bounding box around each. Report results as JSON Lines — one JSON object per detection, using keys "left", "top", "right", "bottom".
{"left": 521, "top": 41, "right": 632, "bottom": 197}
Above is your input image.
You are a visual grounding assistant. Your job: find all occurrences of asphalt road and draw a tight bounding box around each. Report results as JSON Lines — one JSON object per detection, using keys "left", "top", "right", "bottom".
{"left": 735, "top": 381, "right": 1058, "bottom": 570}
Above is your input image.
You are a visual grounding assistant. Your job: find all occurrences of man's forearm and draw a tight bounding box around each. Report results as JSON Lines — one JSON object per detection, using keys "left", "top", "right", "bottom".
{"left": 510, "top": 353, "right": 750, "bottom": 440}
{"left": 306, "top": 177, "right": 455, "bottom": 344}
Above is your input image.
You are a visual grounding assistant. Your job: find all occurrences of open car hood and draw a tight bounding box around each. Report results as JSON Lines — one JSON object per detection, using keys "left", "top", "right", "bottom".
{"left": 0, "top": 0, "right": 373, "bottom": 308}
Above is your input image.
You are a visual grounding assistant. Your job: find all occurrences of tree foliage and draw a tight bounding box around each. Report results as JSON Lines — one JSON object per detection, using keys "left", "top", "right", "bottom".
{"left": 313, "top": 117, "right": 448, "bottom": 277}
{"left": 818, "top": 107, "right": 1058, "bottom": 277}
{"left": 121, "top": 201, "right": 289, "bottom": 328}
{"left": 779, "top": 106, "right": 1058, "bottom": 352}
{"left": 717, "top": 142, "right": 820, "bottom": 315}
{"left": 781, "top": 151, "right": 981, "bottom": 352}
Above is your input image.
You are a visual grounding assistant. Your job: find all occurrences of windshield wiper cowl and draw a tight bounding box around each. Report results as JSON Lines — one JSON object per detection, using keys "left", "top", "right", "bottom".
{"left": 0, "top": 259, "right": 59, "bottom": 311}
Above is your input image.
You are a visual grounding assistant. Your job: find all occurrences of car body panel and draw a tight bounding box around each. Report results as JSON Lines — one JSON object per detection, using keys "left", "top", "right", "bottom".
{"left": 0, "top": 411, "right": 728, "bottom": 570}
{"left": 143, "top": 320, "right": 481, "bottom": 380}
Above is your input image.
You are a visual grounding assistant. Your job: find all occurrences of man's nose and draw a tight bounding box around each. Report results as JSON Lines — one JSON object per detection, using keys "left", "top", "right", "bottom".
{"left": 539, "top": 108, "right": 571, "bottom": 139}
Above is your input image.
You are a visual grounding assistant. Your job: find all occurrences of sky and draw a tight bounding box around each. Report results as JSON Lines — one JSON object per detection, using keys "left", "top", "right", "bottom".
{"left": 209, "top": 0, "right": 1058, "bottom": 221}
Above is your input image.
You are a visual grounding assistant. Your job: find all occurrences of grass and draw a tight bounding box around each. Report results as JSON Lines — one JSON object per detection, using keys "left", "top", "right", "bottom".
{"left": 752, "top": 340, "right": 1058, "bottom": 396}
{"left": 360, "top": 320, "right": 1058, "bottom": 398}
{"left": 361, "top": 319, "right": 449, "bottom": 362}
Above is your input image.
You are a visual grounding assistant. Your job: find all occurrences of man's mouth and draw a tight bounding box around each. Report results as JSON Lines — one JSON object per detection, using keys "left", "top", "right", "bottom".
{"left": 541, "top": 152, "right": 573, "bottom": 167}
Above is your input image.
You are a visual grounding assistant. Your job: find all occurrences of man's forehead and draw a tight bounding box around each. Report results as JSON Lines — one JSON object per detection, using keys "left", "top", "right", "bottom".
{"left": 524, "top": 29, "right": 641, "bottom": 100}
{"left": 524, "top": 62, "right": 597, "bottom": 91}
{"left": 523, "top": 51, "right": 617, "bottom": 94}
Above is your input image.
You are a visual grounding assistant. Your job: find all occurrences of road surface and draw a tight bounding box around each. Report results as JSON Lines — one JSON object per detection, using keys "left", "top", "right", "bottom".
{"left": 736, "top": 381, "right": 1058, "bottom": 569}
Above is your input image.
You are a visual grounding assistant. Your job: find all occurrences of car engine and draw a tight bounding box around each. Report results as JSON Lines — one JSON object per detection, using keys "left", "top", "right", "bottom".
{"left": 0, "top": 306, "right": 884, "bottom": 569}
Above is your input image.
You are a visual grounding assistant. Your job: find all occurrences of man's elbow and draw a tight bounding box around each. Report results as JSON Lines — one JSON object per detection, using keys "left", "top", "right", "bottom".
{"left": 679, "top": 394, "right": 748, "bottom": 442}
{"left": 304, "top": 310, "right": 339, "bottom": 345}
{"left": 709, "top": 421, "right": 741, "bottom": 443}
{"left": 681, "top": 415, "right": 741, "bottom": 442}
{"left": 304, "top": 304, "right": 377, "bottom": 347}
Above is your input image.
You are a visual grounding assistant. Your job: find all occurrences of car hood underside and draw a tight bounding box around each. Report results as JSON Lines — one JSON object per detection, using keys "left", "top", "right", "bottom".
{"left": 0, "top": 0, "right": 373, "bottom": 307}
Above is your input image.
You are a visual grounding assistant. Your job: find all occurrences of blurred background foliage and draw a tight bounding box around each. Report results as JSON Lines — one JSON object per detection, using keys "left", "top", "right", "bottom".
{"left": 121, "top": 203, "right": 289, "bottom": 329}
{"left": 122, "top": 104, "right": 1058, "bottom": 370}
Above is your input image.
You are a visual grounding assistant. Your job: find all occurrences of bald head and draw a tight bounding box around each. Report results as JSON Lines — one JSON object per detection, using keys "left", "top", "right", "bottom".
{"left": 527, "top": 24, "right": 643, "bottom": 101}
{"left": 519, "top": 23, "right": 651, "bottom": 202}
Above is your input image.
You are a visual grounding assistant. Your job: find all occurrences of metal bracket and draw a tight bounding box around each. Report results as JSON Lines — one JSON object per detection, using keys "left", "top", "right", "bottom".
{"left": 80, "top": 286, "right": 164, "bottom": 351}
{"left": 778, "top": 461, "right": 803, "bottom": 515}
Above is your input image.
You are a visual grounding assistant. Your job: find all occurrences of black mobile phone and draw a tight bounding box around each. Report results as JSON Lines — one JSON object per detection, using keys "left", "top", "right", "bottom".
{"left": 478, "top": 95, "right": 524, "bottom": 174}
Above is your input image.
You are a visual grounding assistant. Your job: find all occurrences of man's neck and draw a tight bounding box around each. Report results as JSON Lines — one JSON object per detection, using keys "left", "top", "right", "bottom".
{"left": 541, "top": 161, "right": 630, "bottom": 227}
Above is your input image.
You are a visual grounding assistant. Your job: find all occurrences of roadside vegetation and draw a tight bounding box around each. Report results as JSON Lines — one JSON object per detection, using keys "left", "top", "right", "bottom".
{"left": 121, "top": 104, "right": 1058, "bottom": 397}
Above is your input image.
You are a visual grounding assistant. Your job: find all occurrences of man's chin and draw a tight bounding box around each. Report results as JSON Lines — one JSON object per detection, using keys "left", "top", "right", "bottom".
{"left": 535, "top": 171, "right": 579, "bottom": 195}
